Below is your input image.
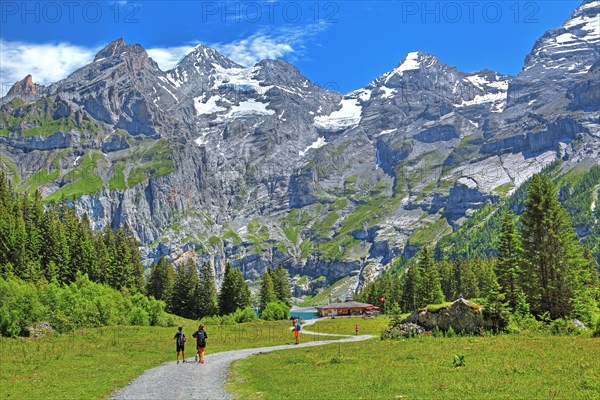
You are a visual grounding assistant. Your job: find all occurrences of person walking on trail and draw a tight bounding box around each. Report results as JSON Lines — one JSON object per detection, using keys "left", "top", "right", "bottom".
{"left": 192, "top": 324, "right": 208, "bottom": 364}
{"left": 174, "top": 326, "right": 186, "bottom": 364}
{"left": 355, "top": 323, "right": 359, "bottom": 335}
{"left": 294, "top": 320, "right": 302, "bottom": 345}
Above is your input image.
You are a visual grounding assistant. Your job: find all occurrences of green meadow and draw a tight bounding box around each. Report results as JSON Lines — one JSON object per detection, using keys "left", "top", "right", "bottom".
{"left": 228, "top": 320, "right": 600, "bottom": 400}
{"left": 304, "top": 316, "right": 392, "bottom": 336}
{"left": 0, "top": 320, "right": 337, "bottom": 400}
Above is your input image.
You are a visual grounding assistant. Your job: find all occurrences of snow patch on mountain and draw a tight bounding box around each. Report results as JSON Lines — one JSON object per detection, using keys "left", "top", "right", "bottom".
{"left": 385, "top": 52, "right": 421, "bottom": 83}
{"left": 299, "top": 137, "right": 327, "bottom": 156}
{"left": 380, "top": 87, "right": 396, "bottom": 99}
{"left": 315, "top": 98, "right": 362, "bottom": 131}
{"left": 213, "top": 65, "right": 272, "bottom": 94}
{"left": 223, "top": 99, "right": 275, "bottom": 118}
{"left": 194, "top": 96, "right": 226, "bottom": 115}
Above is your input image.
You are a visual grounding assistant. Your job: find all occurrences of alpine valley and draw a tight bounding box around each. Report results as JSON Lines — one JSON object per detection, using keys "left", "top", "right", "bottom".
{"left": 1, "top": 0, "right": 598, "bottom": 299}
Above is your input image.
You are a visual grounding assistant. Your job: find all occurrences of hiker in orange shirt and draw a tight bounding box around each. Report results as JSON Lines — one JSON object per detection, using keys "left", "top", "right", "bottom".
{"left": 294, "top": 320, "right": 301, "bottom": 344}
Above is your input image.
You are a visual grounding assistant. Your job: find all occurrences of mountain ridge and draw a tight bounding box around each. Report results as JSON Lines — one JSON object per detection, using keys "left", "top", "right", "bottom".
{"left": 0, "top": 0, "right": 598, "bottom": 297}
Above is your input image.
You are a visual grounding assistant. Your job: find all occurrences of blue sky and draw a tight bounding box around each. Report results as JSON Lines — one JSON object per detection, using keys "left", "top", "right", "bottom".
{"left": 0, "top": 1, "right": 583, "bottom": 95}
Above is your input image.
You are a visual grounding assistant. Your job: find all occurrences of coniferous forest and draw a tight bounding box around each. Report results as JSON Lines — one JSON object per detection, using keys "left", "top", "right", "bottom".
{"left": 0, "top": 171, "right": 292, "bottom": 336}
{"left": 357, "top": 172, "right": 600, "bottom": 329}
{"left": 2, "top": 165, "right": 599, "bottom": 337}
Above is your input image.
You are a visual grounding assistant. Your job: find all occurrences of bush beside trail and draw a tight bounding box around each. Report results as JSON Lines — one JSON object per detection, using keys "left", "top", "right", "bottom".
{"left": 0, "top": 274, "right": 174, "bottom": 337}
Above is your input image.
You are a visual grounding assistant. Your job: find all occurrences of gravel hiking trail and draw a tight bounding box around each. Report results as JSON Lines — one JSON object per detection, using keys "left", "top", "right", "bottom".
{"left": 111, "top": 319, "right": 374, "bottom": 399}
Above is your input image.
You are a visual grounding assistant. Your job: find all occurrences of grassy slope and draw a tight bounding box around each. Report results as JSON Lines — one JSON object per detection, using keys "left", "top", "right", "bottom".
{"left": 228, "top": 329, "right": 600, "bottom": 400}
{"left": 306, "top": 316, "right": 391, "bottom": 336}
{"left": 0, "top": 320, "right": 339, "bottom": 400}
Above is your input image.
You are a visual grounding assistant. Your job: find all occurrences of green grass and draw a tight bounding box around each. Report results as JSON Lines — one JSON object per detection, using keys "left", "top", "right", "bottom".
{"left": 0, "top": 157, "right": 21, "bottom": 186}
{"left": 0, "top": 319, "right": 339, "bottom": 400}
{"left": 228, "top": 333, "right": 600, "bottom": 400}
{"left": 301, "top": 276, "right": 355, "bottom": 306}
{"left": 18, "top": 169, "right": 59, "bottom": 194}
{"left": 108, "top": 163, "right": 127, "bottom": 190}
{"left": 223, "top": 225, "right": 242, "bottom": 245}
{"left": 308, "top": 316, "right": 391, "bottom": 336}
{"left": 407, "top": 215, "right": 452, "bottom": 246}
{"left": 0, "top": 101, "right": 100, "bottom": 139}
{"left": 493, "top": 182, "right": 514, "bottom": 197}
{"left": 44, "top": 151, "right": 105, "bottom": 202}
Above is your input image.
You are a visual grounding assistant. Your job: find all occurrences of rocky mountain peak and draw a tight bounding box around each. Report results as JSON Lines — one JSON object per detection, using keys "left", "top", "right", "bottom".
{"left": 7, "top": 74, "right": 39, "bottom": 96}
{"left": 521, "top": 0, "right": 599, "bottom": 77}
{"left": 173, "top": 43, "right": 239, "bottom": 73}
{"left": 252, "top": 58, "right": 311, "bottom": 88}
{"left": 92, "top": 37, "right": 149, "bottom": 66}
{"left": 371, "top": 51, "right": 455, "bottom": 89}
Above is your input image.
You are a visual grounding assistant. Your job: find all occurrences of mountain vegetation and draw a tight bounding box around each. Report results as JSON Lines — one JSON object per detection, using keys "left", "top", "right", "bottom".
{"left": 358, "top": 171, "right": 600, "bottom": 327}
{"left": 0, "top": 171, "right": 292, "bottom": 336}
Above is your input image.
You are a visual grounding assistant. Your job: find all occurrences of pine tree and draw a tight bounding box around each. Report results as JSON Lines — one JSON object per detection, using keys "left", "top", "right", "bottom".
{"left": 415, "top": 247, "right": 444, "bottom": 307}
{"left": 483, "top": 280, "right": 509, "bottom": 333}
{"left": 125, "top": 228, "right": 145, "bottom": 292}
{"left": 437, "top": 260, "right": 453, "bottom": 301}
{"left": 41, "top": 206, "right": 70, "bottom": 283}
{"left": 401, "top": 260, "right": 421, "bottom": 312}
{"left": 196, "top": 262, "right": 218, "bottom": 319}
{"left": 259, "top": 269, "right": 276, "bottom": 311}
{"left": 521, "top": 174, "right": 584, "bottom": 319}
{"left": 452, "top": 259, "right": 479, "bottom": 299}
{"left": 218, "top": 263, "right": 250, "bottom": 315}
{"left": 146, "top": 256, "right": 175, "bottom": 305}
{"left": 271, "top": 263, "right": 291, "bottom": 306}
{"left": 496, "top": 210, "right": 522, "bottom": 310}
{"left": 171, "top": 258, "right": 199, "bottom": 319}
{"left": 219, "top": 263, "right": 237, "bottom": 315}
{"left": 571, "top": 247, "right": 600, "bottom": 325}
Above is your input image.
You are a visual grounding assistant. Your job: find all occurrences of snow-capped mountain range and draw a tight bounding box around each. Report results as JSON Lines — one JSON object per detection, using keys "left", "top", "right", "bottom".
{"left": 1, "top": 0, "right": 598, "bottom": 294}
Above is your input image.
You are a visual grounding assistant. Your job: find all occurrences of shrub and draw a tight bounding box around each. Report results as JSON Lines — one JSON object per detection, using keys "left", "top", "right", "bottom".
{"left": 0, "top": 274, "right": 170, "bottom": 336}
{"left": 129, "top": 307, "right": 150, "bottom": 326}
{"left": 594, "top": 320, "right": 600, "bottom": 338}
{"left": 432, "top": 326, "right": 442, "bottom": 337}
{"left": 261, "top": 301, "right": 290, "bottom": 321}
{"left": 233, "top": 307, "right": 260, "bottom": 323}
{"left": 549, "top": 318, "right": 582, "bottom": 335}
{"left": 0, "top": 277, "right": 47, "bottom": 337}
{"left": 146, "top": 298, "right": 168, "bottom": 326}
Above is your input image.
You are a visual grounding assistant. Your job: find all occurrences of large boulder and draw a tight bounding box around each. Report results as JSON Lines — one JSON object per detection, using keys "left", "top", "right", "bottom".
{"left": 403, "top": 299, "right": 489, "bottom": 334}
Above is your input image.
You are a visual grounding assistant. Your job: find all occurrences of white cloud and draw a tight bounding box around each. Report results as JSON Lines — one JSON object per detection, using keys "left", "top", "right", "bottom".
{"left": 0, "top": 40, "right": 97, "bottom": 96}
{"left": 147, "top": 46, "right": 195, "bottom": 71}
{"left": 210, "top": 23, "right": 327, "bottom": 66}
{"left": 146, "top": 22, "right": 328, "bottom": 70}
{"left": 0, "top": 23, "right": 328, "bottom": 96}
{"left": 212, "top": 33, "right": 294, "bottom": 66}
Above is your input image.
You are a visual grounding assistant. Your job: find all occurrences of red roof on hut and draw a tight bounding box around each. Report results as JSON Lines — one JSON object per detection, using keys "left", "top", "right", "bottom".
{"left": 315, "top": 301, "right": 376, "bottom": 317}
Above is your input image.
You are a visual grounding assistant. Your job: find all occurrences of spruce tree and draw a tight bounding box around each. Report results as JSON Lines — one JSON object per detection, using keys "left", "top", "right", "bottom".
{"left": 483, "top": 280, "right": 509, "bottom": 333}
{"left": 171, "top": 258, "right": 199, "bottom": 319}
{"left": 233, "top": 267, "right": 251, "bottom": 311}
{"left": 146, "top": 256, "right": 175, "bottom": 304}
{"left": 272, "top": 263, "right": 291, "bottom": 306}
{"left": 415, "top": 247, "right": 444, "bottom": 307}
{"left": 196, "top": 262, "right": 218, "bottom": 319}
{"left": 496, "top": 210, "right": 522, "bottom": 310}
{"left": 219, "top": 263, "right": 237, "bottom": 315}
{"left": 571, "top": 247, "right": 600, "bottom": 325}
{"left": 401, "top": 260, "right": 421, "bottom": 312}
{"left": 521, "top": 174, "right": 584, "bottom": 319}
{"left": 259, "top": 269, "right": 276, "bottom": 311}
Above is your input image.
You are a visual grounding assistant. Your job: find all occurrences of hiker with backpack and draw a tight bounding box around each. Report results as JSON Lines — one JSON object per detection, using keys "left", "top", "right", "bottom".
{"left": 192, "top": 324, "right": 208, "bottom": 364}
{"left": 174, "top": 326, "right": 186, "bottom": 364}
{"left": 294, "top": 320, "right": 301, "bottom": 344}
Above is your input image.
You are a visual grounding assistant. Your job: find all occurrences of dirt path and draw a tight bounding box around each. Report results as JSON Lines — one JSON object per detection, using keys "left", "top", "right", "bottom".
{"left": 111, "top": 319, "right": 372, "bottom": 400}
